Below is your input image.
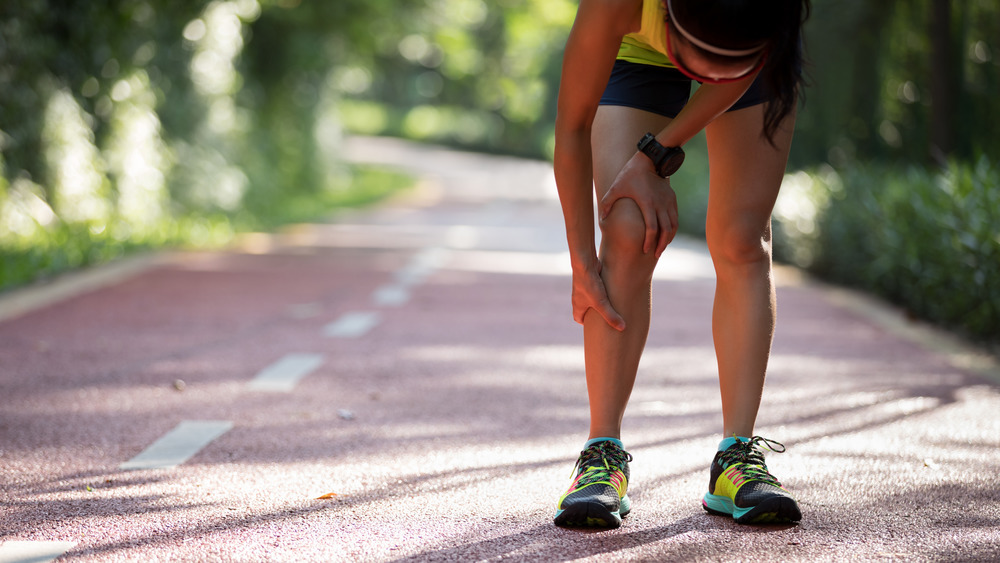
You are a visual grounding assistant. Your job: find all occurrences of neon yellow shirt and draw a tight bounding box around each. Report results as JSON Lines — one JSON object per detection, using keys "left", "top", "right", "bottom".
{"left": 618, "top": 0, "right": 676, "bottom": 68}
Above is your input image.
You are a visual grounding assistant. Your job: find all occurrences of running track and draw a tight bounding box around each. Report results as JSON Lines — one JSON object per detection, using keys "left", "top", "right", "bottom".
{"left": 1, "top": 137, "right": 998, "bottom": 562}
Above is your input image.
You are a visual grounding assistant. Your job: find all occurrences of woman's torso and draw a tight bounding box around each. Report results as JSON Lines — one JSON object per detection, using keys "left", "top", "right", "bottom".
{"left": 618, "top": 0, "right": 676, "bottom": 68}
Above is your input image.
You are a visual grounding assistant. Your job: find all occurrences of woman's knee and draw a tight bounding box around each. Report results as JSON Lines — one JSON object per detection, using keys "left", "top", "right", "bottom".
{"left": 599, "top": 198, "right": 648, "bottom": 258}
{"left": 707, "top": 221, "right": 772, "bottom": 269}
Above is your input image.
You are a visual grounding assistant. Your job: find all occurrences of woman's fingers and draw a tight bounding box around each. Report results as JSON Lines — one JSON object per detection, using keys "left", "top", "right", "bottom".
{"left": 655, "top": 206, "right": 672, "bottom": 258}
{"left": 572, "top": 267, "right": 626, "bottom": 332}
{"left": 598, "top": 189, "right": 621, "bottom": 221}
{"left": 574, "top": 301, "right": 626, "bottom": 332}
{"left": 600, "top": 166, "right": 680, "bottom": 257}
{"left": 593, "top": 295, "right": 626, "bottom": 331}
{"left": 666, "top": 194, "right": 679, "bottom": 243}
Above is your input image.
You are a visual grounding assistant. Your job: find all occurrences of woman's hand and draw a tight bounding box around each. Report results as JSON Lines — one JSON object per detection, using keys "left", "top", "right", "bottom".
{"left": 598, "top": 152, "right": 679, "bottom": 259}
{"left": 572, "top": 260, "right": 626, "bottom": 332}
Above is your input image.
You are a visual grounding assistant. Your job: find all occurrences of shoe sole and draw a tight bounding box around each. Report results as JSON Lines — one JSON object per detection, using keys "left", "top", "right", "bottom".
{"left": 554, "top": 495, "right": 630, "bottom": 529}
{"left": 702, "top": 493, "right": 801, "bottom": 524}
{"left": 554, "top": 503, "right": 623, "bottom": 529}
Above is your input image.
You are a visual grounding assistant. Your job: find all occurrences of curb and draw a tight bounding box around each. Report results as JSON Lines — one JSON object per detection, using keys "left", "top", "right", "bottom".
{"left": 0, "top": 252, "right": 173, "bottom": 324}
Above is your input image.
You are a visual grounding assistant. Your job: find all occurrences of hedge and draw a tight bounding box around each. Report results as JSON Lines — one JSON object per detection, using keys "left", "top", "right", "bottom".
{"left": 773, "top": 158, "right": 1000, "bottom": 343}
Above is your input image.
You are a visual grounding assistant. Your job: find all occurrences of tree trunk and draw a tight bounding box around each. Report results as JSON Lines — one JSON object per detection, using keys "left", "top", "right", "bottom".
{"left": 929, "top": 0, "right": 956, "bottom": 164}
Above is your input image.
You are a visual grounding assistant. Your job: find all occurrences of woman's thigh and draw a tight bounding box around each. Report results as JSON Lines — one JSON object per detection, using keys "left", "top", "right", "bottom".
{"left": 591, "top": 105, "right": 672, "bottom": 199}
{"left": 704, "top": 103, "right": 796, "bottom": 257}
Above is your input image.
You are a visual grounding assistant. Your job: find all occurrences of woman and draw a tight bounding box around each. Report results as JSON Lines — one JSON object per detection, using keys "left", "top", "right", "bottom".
{"left": 553, "top": 0, "right": 810, "bottom": 528}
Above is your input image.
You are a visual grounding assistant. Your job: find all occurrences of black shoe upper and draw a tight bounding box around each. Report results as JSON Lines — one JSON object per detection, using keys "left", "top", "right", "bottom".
{"left": 709, "top": 437, "right": 792, "bottom": 508}
{"left": 560, "top": 441, "right": 632, "bottom": 510}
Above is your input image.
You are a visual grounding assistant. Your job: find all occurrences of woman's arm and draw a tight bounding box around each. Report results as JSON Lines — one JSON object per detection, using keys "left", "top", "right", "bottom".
{"left": 554, "top": 0, "right": 640, "bottom": 330}
{"left": 653, "top": 76, "right": 758, "bottom": 147}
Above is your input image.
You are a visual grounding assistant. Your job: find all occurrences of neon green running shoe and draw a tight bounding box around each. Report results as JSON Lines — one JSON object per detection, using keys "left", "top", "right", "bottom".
{"left": 554, "top": 440, "right": 632, "bottom": 528}
{"left": 702, "top": 436, "right": 801, "bottom": 524}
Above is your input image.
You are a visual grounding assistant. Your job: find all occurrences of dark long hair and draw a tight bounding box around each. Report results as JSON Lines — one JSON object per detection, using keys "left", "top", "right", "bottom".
{"left": 669, "top": 0, "right": 811, "bottom": 144}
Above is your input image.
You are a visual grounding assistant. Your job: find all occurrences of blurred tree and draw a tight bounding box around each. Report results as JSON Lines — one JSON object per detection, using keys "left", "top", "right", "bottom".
{"left": 930, "top": 0, "right": 957, "bottom": 162}
{"left": 0, "top": 0, "right": 427, "bottom": 289}
{"left": 237, "top": 0, "right": 429, "bottom": 215}
{"left": 329, "top": 0, "right": 576, "bottom": 158}
{"left": 797, "top": 0, "right": 998, "bottom": 168}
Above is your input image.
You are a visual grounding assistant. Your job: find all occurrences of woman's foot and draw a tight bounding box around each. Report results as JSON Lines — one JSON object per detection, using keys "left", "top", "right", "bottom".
{"left": 554, "top": 440, "right": 633, "bottom": 528}
{"left": 702, "top": 436, "right": 801, "bottom": 524}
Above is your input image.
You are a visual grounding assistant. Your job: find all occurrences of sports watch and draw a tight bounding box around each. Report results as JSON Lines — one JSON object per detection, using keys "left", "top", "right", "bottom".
{"left": 637, "top": 133, "right": 685, "bottom": 178}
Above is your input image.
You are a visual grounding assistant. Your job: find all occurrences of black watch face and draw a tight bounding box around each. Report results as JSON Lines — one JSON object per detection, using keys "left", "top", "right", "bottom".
{"left": 662, "top": 150, "right": 684, "bottom": 176}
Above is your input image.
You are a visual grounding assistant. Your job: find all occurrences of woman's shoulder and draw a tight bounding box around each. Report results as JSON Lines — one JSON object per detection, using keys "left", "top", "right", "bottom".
{"left": 577, "top": 0, "right": 643, "bottom": 36}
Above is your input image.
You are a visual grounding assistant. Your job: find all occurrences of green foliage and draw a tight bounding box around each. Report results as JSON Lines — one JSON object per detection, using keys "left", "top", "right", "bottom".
{"left": 773, "top": 159, "right": 1000, "bottom": 342}
{"left": 0, "top": 0, "right": 414, "bottom": 291}
{"left": 669, "top": 133, "right": 710, "bottom": 238}
{"left": 329, "top": 0, "right": 577, "bottom": 158}
{"left": 0, "top": 0, "right": 204, "bottom": 182}
{"left": 794, "top": 0, "right": 1000, "bottom": 167}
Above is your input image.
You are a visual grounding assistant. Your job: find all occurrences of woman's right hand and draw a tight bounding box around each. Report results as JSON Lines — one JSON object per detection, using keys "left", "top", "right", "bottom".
{"left": 599, "top": 152, "right": 680, "bottom": 259}
{"left": 572, "top": 260, "right": 626, "bottom": 332}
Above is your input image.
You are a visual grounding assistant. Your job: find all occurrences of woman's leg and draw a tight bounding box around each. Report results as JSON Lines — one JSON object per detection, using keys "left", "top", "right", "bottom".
{"left": 586, "top": 105, "right": 672, "bottom": 440}
{"left": 703, "top": 103, "right": 795, "bottom": 438}
{"left": 700, "top": 103, "right": 803, "bottom": 525}
{"left": 554, "top": 104, "right": 671, "bottom": 528}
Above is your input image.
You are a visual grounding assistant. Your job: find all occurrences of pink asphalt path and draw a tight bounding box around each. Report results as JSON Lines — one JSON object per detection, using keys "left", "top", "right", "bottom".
{"left": 1, "top": 137, "right": 999, "bottom": 562}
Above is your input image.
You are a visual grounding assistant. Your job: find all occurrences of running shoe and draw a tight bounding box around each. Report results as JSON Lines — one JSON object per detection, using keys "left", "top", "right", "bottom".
{"left": 702, "top": 436, "right": 801, "bottom": 524}
{"left": 554, "top": 440, "right": 632, "bottom": 528}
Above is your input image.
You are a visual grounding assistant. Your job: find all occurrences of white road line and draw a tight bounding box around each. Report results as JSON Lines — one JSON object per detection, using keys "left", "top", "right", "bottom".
{"left": 369, "top": 246, "right": 450, "bottom": 308}
{"left": 371, "top": 284, "right": 410, "bottom": 307}
{"left": 323, "top": 311, "right": 381, "bottom": 338}
{"left": 0, "top": 541, "right": 77, "bottom": 563}
{"left": 393, "top": 246, "right": 448, "bottom": 286}
{"left": 120, "top": 420, "right": 233, "bottom": 471}
{"left": 445, "top": 225, "right": 479, "bottom": 249}
{"left": 248, "top": 353, "right": 324, "bottom": 392}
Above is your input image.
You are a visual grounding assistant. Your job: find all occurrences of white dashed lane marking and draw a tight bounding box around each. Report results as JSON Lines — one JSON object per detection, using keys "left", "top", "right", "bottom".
{"left": 323, "top": 311, "right": 381, "bottom": 338}
{"left": 394, "top": 246, "right": 448, "bottom": 286}
{"left": 120, "top": 420, "right": 233, "bottom": 471}
{"left": 248, "top": 353, "right": 324, "bottom": 392}
{"left": 371, "top": 284, "right": 410, "bottom": 307}
{"left": 0, "top": 541, "right": 76, "bottom": 563}
{"left": 368, "top": 246, "right": 450, "bottom": 308}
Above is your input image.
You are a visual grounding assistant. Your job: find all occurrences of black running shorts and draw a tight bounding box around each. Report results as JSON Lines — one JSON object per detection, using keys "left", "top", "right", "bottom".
{"left": 599, "top": 59, "right": 769, "bottom": 118}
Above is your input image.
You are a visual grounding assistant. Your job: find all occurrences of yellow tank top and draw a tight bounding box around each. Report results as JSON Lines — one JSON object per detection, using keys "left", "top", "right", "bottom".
{"left": 618, "top": 0, "right": 675, "bottom": 68}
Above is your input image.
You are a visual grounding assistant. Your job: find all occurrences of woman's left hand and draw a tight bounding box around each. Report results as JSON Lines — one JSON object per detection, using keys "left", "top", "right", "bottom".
{"left": 598, "top": 152, "right": 679, "bottom": 258}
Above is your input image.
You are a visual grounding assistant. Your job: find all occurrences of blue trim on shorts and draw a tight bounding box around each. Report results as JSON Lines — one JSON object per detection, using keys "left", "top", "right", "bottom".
{"left": 599, "top": 60, "right": 769, "bottom": 118}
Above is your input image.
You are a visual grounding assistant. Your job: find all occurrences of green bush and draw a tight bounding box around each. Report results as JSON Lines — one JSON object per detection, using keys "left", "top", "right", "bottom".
{"left": 773, "top": 158, "right": 1000, "bottom": 342}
